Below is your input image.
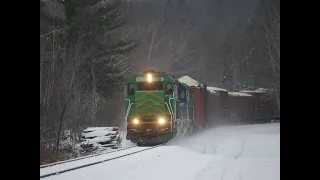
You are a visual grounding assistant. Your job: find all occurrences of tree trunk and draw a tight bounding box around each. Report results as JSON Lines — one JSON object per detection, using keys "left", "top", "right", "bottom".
{"left": 91, "top": 62, "right": 97, "bottom": 125}
{"left": 56, "top": 100, "right": 68, "bottom": 154}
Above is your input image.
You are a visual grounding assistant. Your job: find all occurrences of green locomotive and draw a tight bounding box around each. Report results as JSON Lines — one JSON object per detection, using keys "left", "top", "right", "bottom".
{"left": 124, "top": 70, "right": 194, "bottom": 145}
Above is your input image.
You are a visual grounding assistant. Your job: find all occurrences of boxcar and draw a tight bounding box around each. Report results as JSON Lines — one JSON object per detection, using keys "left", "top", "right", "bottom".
{"left": 207, "top": 87, "right": 229, "bottom": 123}
{"left": 199, "top": 83, "right": 210, "bottom": 127}
{"left": 207, "top": 91, "right": 220, "bottom": 126}
{"left": 228, "top": 92, "right": 254, "bottom": 123}
{"left": 191, "top": 86, "right": 204, "bottom": 128}
{"left": 240, "top": 88, "right": 274, "bottom": 121}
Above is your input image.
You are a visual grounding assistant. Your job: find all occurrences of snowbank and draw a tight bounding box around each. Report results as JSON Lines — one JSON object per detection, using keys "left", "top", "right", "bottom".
{"left": 84, "top": 127, "right": 117, "bottom": 133}
{"left": 80, "top": 127, "right": 121, "bottom": 149}
{"left": 84, "top": 129, "right": 117, "bottom": 138}
{"left": 82, "top": 136, "right": 113, "bottom": 145}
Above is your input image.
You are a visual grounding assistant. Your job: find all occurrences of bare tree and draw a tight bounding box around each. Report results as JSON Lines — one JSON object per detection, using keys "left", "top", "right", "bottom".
{"left": 256, "top": 3, "right": 280, "bottom": 112}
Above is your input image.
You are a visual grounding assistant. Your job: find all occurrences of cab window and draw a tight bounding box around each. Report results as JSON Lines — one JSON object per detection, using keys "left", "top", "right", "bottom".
{"left": 186, "top": 91, "right": 189, "bottom": 100}
{"left": 174, "top": 85, "right": 178, "bottom": 100}
{"left": 189, "top": 91, "right": 193, "bottom": 100}
{"left": 137, "top": 82, "right": 163, "bottom": 91}
{"left": 127, "top": 83, "right": 135, "bottom": 95}
{"left": 166, "top": 83, "right": 173, "bottom": 95}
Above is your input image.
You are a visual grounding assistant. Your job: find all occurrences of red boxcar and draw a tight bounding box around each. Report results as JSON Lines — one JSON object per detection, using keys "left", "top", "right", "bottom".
{"left": 228, "top": 92, "right": 254, "bottom": 123}
{"left": 191, "top": 84, "right": 211, "bottom": 128}
{"left": 240, "top": 88, "right": 274, "bottom": 121}
{"left": 205, "top": 90, "right": 211, "bottom": 125}
{"left": 211, "top": 93, "right": 220, "bottom": 118}
{"left": 207, "top": 92, "right": 220, "bottom": 126}
{"left": 201, "top": 86, "right": 210, "bottom": 126}
{"left": 207, "top": 87, "right": 229, "bottom": 124}
{"left": 192, "top": 87, "right": 203, "bottom": 128}
{"left": 207, "top": 92, "right": 214, "bottom": 120}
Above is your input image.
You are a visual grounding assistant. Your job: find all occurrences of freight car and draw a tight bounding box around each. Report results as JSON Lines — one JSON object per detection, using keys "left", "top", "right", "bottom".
{"left": 239, "top": 88, "right": 275, "bottom": 123}
{"left": 228, "top": 92, "right": 254, "bottom": 124}
{"left": 206, "top": 87, "right": 229, "bottom": 124}
{"left": 206, "top": 89, "right": 219, "bottom": 126}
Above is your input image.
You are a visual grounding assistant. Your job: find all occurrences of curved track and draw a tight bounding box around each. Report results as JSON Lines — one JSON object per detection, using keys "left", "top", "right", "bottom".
{"left": 40, "top": 144, "right": 162, "bottom": 179}
{"left": 40, "top": 145, "right": 137, "bottom": 169}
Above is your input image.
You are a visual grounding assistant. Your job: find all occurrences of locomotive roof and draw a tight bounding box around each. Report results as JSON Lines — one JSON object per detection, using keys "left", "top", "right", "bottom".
{"left": 228, "top": 92, "right": 253, "bottom": 97}
{"left": 125, "top": 71, "right": 176, "bottom": 83}
{"left": 177, "top": 75, "right": 199, "bottom": 87}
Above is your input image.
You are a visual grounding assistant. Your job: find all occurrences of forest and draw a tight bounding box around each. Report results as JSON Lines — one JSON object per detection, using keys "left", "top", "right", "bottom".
{"left": 40, "top": 0, "right": 279, "bottom": 164}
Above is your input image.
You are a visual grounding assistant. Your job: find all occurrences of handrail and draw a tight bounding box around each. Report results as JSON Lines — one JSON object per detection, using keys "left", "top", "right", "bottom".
{"left": 164, "top": 102, "right": 173, "bottom": 132}
{"left": 125, "top": 99, "right": 132, "bottom": 122}
{"left": 169, "top": 97, "right": 175, "bottom": 122}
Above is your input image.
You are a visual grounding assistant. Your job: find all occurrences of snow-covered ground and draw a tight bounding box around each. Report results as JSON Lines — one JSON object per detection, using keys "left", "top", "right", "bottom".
{"left": 42, "top": 123, "right": 280, "bottom": 180}
{"left": 40, "top": 146, "right": 152, "bottom": 177}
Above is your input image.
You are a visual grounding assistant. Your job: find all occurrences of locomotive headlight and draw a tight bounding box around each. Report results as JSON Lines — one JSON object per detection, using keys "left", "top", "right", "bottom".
{"left": 147, "top": 73, "right": 153, "bottom": 83}
{"left": 158, "top": 118, "right": 165, "bottom": 124}
{"left": 133, "top": 119, "right": 139, "bottom": 124}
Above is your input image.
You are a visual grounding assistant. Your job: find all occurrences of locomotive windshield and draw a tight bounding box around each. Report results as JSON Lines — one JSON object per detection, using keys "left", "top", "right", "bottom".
{"left": 137, "top": 82, "right": 164, "bottom": 91}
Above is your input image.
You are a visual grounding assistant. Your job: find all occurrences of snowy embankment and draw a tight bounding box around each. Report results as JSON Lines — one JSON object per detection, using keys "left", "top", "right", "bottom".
{"left": 78, "top": 132, "right": 135, "bottom": 155}
{"left": 44, "top": 123, "right": 280, "bottom": 180}
{"left": 76, "top": 129, "right": 134, "bottom": 154}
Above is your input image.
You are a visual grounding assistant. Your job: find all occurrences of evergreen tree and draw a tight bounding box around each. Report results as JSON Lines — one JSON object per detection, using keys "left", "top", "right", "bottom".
{"left": 40, "top": 0, "right": 136, "bottom": 154}
{"left": 57, "top": 0, "right": 135, "bottom": 97}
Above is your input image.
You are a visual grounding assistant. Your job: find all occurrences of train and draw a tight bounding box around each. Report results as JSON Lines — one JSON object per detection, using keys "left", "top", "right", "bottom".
{"left": 124, "top": 70, "right": 278, "bottom": 145}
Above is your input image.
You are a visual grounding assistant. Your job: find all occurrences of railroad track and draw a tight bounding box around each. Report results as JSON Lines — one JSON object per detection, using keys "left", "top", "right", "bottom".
{"left": 40, "top": 145, "right": 138, "bottom": 169}
{"left": 251, "top": 119, "right": 280, "bottom": 124}
{"left": 40, "top": 144, "right": 162, "bottom": 179}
